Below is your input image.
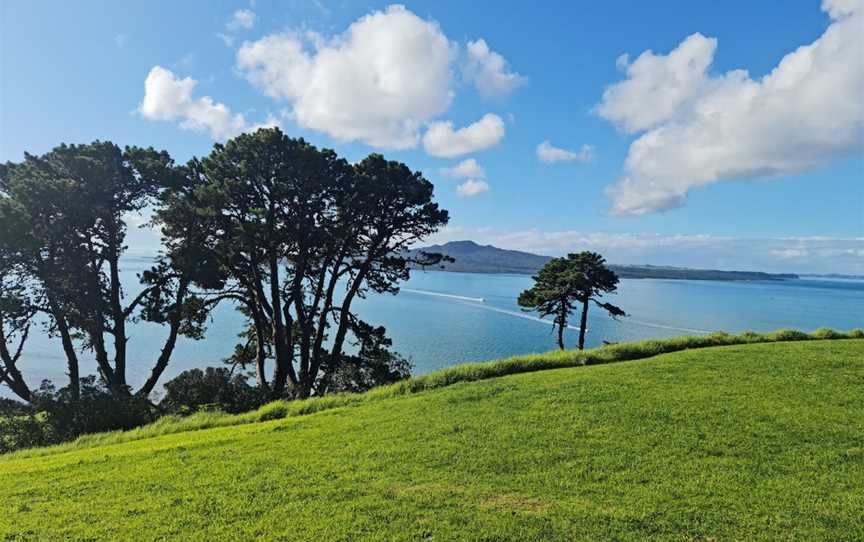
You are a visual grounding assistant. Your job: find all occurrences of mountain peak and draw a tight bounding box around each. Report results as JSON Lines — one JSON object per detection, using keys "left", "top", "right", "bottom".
{"left": 442, "top": 240, "right": 482, "bottom": 250}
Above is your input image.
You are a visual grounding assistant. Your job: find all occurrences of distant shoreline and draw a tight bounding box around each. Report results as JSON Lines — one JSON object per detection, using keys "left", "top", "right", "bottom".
{"left": 415, "top": 265, "right": 799, "bottom": 281}
{"left": 407, "top": 241, "right": 804, "bottom": 282}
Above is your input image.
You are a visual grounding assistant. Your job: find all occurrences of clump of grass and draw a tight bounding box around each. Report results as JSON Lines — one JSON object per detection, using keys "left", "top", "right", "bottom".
{"left": 7, "top": 327, "right": 861, "bottom": 459}
{"left": 811, "top": 327, "right": 845, "bottom": 340}
{"left": 254, "top": 401, "right": 292, "bottom": 421}
{"left": 770, "top": 328, "right": 815, "bottom": 341}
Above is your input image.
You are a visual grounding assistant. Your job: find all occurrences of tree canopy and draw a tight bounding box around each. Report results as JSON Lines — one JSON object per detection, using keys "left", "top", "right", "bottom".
{"left": 518, "top": 251, "right": 625, "bottom": 350}
{"left": 1, "top": 129, "right": 450, "bottom": 415}
{"left": 155, "top": 127, "right": 449, "bottom": 399}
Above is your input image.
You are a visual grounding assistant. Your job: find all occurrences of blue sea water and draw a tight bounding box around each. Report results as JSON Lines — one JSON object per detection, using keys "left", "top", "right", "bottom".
{"left": 5, "top": 260, "right": 863, "bottom": 397}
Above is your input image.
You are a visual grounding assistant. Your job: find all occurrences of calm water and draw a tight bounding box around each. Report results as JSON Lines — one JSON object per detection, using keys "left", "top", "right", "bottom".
{"left": 7, "top": 259, "right": 864, "bottom": 396}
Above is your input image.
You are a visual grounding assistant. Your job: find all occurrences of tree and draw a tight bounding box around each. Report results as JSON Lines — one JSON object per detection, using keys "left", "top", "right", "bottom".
{"left": 0, "top": 257, "right": 37, "bottom": 402}
{"left": 0, "top": 142, "right": 209, "bottom": 401}
{"left": 518, "top": 252, "right": 625, "bottom": 350}
{"left": 157, "top": 128, "right": 449, "bottom": 399}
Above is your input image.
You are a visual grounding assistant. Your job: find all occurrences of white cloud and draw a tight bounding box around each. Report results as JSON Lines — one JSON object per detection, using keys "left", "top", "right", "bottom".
{"left": 216, "top": 33, "right": 235, "bottom": 47}
{"left": 597, "top": 33, "right": 717, "bottom": 133}
{"left": 237, "top": 5, "right": 455, "bottom": 149}
{"left": 425, "top": 227, "right": 864, "bottom": 274}
{"left": 228, "top": 9, "right": 256, "bottom": 31}
{"left": 138, "top": 66, "right": 249, "bottom": 140}
{"left": 456, "top": 179, "right": 490, "bottom": 197}
{"left": 441, "top": 158, "right": 485, "bottom": 178}
{"left": 536, "top": 140, "right": 595, "bottom": 163}
{"left": 597, "top": 2, "right": 864, "bottom": 215}
{"left": 114, "top": 33, "right": 129, "bottom": 47}
{"left": 423, "top": 113, "right": 505, "bottom": 157}
{"left": 462, "top": 39, "right": 524, "bottom": 98}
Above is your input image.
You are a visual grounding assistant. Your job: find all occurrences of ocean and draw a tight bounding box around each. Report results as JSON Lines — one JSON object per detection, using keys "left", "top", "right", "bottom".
{"left": 6, "top": 260, "right": 863, "bottom": 397}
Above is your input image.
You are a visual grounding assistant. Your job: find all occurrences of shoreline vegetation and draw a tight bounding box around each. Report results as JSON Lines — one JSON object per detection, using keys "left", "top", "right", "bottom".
{"left": 5, "top": 327, "right": 861, "bottom": 460}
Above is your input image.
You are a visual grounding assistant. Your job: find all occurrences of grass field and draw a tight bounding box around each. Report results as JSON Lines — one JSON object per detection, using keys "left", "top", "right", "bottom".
{"left": 1, "top": 340, "right": 862, "bottom": 540}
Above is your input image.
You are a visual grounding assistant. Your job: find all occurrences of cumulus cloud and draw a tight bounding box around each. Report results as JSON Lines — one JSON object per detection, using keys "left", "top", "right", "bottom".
{"left": 425, "top": 227, "right": 864, "bottom": 274}
{"left": 138, "top": 66, "right": 250, "bottom": 139}
{"left": 442, "top": 158, "right": 485, "bottom": 178}
{"left": 237, "top": 5, "right": 455, "bottom": 149}
{"left": 597, "top": 0, "right": 864, "bottom": 215}
{"left": 462, "top": 38, "right": 525, "bottom": 98}
{"left": 537, "top": 141, "right": 595, "bottom": 163}
{"left": 456, "top": 179, "right": 490, "bottom": 197}
{"left": 423, "top": 113, "right": 505, "bottom": 157}
{"left": 596, "top": 33, "right": 717, "bottom": 133}
{"left": 228, "top": 9, "right": 256, "bottom": 31}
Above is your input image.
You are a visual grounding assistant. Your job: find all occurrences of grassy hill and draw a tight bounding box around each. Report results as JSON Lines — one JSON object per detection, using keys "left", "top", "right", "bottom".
{"left": 1, "top": 339, "right": 862, "bottom": 541}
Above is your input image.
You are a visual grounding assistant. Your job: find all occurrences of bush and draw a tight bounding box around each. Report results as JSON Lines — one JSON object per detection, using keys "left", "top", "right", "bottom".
{"left": 34, "top": 377, "right": 156, "bottom": 443}
{"left": 811, "top": 327, "right": 844, "bottom": 340}
{"left": 160, "top": 367, "right": 267, "bottom": 415}
{"left": 0, "top": 413, "right": 49, "bottom": 454}
{"left": 1, "top": 377, "right": 157, "bottom": 454}
{"left": 770, "top": 329, "right": 812, "bottom": 342}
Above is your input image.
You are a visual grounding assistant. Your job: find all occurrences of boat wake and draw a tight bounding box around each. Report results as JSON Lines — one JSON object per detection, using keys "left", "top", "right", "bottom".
{"left": 460, "top": 301, "right": 587, "bottom": 331}
{"left": 402, "top": 288, "right": 485, "bottom": 303}
{"left": 402, "top": 288, "right": 711, "bottom": 335}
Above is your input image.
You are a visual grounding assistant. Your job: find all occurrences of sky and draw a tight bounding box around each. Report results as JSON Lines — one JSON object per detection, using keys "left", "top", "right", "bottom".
{"left": 1, "top": 0, "right": 862, "bottom": 273}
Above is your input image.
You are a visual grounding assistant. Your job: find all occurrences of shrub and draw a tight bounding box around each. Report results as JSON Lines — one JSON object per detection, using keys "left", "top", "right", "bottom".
{"left": 255, "top": 401, "right": 291, "bottom": 421}
{"left": 770, "top": 329, "right": 812, "bottom": 342}
{"left": 34, "top": 377, "right": 156, "bottom": 442}
{"left": 811, "top": 327, "right": 844, "bottom": 340}
{"left": 160, "top": 368, "right": 267, "bottom": 415}
{"left": 0, "top": 414, "right": 49, "bottom": 454}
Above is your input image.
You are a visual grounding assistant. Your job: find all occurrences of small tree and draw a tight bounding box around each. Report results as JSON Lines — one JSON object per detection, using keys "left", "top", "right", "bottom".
{"left": 518, "top": 252, "right": 625, "bottom": 350}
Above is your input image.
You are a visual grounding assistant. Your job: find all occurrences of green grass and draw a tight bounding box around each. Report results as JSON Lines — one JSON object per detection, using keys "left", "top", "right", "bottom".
{"left": 7, "top": 327, "right": 862, "bottom": 460}
{"left": 1, "top": 339, "right": 862, "bottom": 540}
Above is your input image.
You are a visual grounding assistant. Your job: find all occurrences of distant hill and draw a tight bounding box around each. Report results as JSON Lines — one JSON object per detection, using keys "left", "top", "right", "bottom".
{"left": 409, "top": 240, "right": 552, "bottom": 274}
{"left": 409, "top": 240, "right": 798, "bottom": 281}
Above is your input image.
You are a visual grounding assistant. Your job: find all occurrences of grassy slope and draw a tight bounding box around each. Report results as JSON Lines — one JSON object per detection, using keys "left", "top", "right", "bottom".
{"left": 1, "top": 340, "right": 863, "bottom": 541}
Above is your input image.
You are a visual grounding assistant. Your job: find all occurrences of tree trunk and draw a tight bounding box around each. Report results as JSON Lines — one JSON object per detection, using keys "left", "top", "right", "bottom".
{"left": 108, "top": 251, "right": 128, "bottom": 392}
{"left": 578, "top": 298, "right": 589, "bottom": 350}
{"left": 136, "top": 280, "right": 188, "bottom": 397}
{"left": 251, "top": 310, "right": 269, "bottom": 390}
{"left": 308, "top": 253, "right": 346, "bottom": 387}
{"left": 48, "top": 297, "right": 80, "bottom": 400}
{"left": 0, "top": 325, "right": 33, "bottom": 402}
{"left": 556, "top": 318, "right": 565, "bottom": 350}
{"left": 328, "top": 260, "right": 373, "bottom": 386}
{"left": 268, "top": 254, "right": 296, "bottom": 397}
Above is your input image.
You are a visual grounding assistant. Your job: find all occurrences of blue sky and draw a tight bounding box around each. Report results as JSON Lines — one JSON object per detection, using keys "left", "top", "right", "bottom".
{"left": 1, "top": 0, "right": 862, "bottom": 273}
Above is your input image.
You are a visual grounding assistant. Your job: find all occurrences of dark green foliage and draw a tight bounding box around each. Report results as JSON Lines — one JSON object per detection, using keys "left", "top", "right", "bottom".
{"left": 160, "top": 368, "right": 267, "bottom": 415}
{"left": 0, "top": 142, "right": 209, "bottom": 401}
{"left": 0, "top": 413, "right": 47, "bottom": 454}
{"left": 34, "top": 377, "right": 156, "bottom": 442}
{"left": 317, "top": 322, "right": 412, "bottom": 394}
{"left": 518, "top": 251, "right": 624, "bottom": 350}
{"left": 0, "top": 377, "right": 156, "bottom": 453}
{"left": 157, "top": 128, "right": 448, "bottom": 399}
